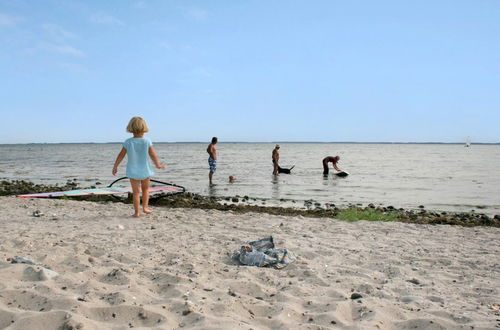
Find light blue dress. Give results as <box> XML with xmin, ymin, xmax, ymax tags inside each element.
<box><xmin>123</xmin><ymin>137</ymin><xmax>154</xmax><ymax>179</ymax></box>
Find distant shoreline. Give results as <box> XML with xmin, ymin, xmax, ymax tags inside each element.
<box><xmin>1</xmin><ymin>142</ymin><xmax>500</xmax><ymax>146</ymax></box>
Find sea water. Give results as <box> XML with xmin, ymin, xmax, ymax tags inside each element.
<box><xmin>1</xmin><ymin>143</ymin><xmax>499</xmax><ymax>215</ymax></box>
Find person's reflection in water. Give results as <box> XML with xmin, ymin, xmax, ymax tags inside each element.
<box><xmin>322</xmin><ymin>173</ymin><xmax>339</xmax><ymax>187</ymax></box>
<box><xmin>208</xmin><ymin>182</ymin><xmax>217</xmax><ymax>197</ymax></box>
<box><xmin>271</xmin><ymin>175</ymin><xmax>280</xmax><ymax>202</ymax></box>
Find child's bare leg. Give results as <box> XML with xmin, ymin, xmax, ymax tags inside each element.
<box><xmin>130</xmin><ymin>179</ymin><xmax>141</xmax><ymax>217</ymax></box>
<box><xmin>141</xmin><ymin>178</ymin><xmax>152</xmax><ymax>214</ymax></box>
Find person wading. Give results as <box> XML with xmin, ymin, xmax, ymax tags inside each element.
<box><xmin>207</xmin><ymin>137</ymin><xmax>218</xmax><ymax>184</ymax></box>
<box><xmin>272</xmin><ymin>144</ymin><xmax>280</xmax><ymax>175</ymax></box>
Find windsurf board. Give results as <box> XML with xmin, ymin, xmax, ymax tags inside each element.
<box><xmin>18</xmin><ymin>185</ymin><xmax>182</xmax><ymax>199</ymax></box>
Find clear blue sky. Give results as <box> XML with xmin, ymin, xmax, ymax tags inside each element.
<box><xmin>1</xmin><ymin>0</ymin><xmax>499</xmax><ymax>143</ymax></box>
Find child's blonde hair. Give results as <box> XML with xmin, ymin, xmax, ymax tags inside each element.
<box><xmin>126</xmin><ymin>117</ymin><xmax>149</xmax><ymax>134</ymax></box>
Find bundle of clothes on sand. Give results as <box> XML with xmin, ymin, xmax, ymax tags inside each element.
<box><xmin>232</xmin><ymin>236</ymin><xmax>295</xmax><ymax>269</ymax></box>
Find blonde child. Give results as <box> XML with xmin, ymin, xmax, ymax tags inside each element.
<box><xmin>112</xmin><ymin>117</ymin><xmax>165</xmax><ymax>217</ymax></box>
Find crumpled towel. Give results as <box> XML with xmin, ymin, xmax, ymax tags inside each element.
<box><xmin>232</xmin><ymin>236</ymin><xmax>295</xmax><ymax>269</ymax></box>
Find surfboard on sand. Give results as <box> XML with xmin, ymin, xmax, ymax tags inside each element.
<box><xmin>335</xmin><ymin>171</ymin><xmax>349</xmax><ymax>177</ymax></box>
<box><xmin>18</xmin><ymin>177</ymin><xmax>184</xmax><ymax>198</ymax></box>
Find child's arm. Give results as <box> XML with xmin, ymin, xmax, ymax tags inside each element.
<box><xmin>112</xmin><ymin>147</ymin><xmax>127</xmax><ymax>175</ymax></box>
<box><xmin>149</xmin><ymin>146</ymin><xmax>165</xmax><ymax>169</ymax></box>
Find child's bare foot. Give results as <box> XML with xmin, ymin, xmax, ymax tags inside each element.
<box><xmin>132</xmin><ymin>213</ymin><xmax>140</xmax><ymax>218</ymax></box>
<box><xmin>143</xmin><ymin>208</ymin><xmax>153</xmax><ymax>214</ymax></box>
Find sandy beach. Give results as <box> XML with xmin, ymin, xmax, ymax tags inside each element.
<box><xmin>0</xmin><ymin>196</ymin><xmax>499</xmax><ymax>329</ymax></box>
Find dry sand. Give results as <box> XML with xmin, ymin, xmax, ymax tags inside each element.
<box><xmin>0</xmin><ymin>196</ymin><xmax>499</xmax><ymax>329</ymax></box>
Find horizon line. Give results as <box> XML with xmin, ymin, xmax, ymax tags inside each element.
<box><xmin>1</xmin><ymin>141</ymin><xmax>499</xmax><ymax>145</ymax></box>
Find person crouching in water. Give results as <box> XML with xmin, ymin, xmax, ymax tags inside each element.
<box><xmin>112</xmin><ymin>116</ymin><xmax>165</xmax><ymax>217</ymax></box>
<box><xmin>322</xmin><ymin>156</ymin><xmax>341</xmax><ymax>175</ymax></box>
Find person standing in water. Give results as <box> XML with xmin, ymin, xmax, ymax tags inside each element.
<box><xmin>272</xmin><ymin>144</ymin><xmax>280</xmax><ymax>175</ymax></box>
<box><xmin>207</xmin><ymin>137</ymin><xmax>218</xmax><ymax>184</ymax></box>
<box><xmin>322</xmin><ymin>156</ymin><xmax>341</xmax><ymax>175</ymax></box>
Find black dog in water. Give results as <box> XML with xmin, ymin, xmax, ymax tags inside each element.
<box><xmin>278</xmin><ymin>165</ymin><xmax>295</xmax><ymax>174</ymax></box>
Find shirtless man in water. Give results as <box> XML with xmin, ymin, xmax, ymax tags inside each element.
<box><xmin>207</xmin><ymin>137</ymin><xmax>217</xmax><ymax>184</ymax></box>
<box><xmin>272</xmin><ymin>144</ymin><xmax>280</xmax><ymax>175</ymax></box>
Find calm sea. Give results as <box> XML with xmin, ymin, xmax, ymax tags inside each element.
<box><xmin>1</xmin><ymin>143</ymin><xmax>499</xmax><ymax>215</ymax></box>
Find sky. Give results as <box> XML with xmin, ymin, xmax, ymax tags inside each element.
<box><xmin>1</xmin><ymin>0</ymin><xmax>499</xmax><ymax>143</ymax></box>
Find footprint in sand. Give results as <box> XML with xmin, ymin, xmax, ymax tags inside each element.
<box><xmin>99</xmin><ymin>268</ymin><xmax>130</xmax><ymax>285</ymax></box>
<box><xmin>8</xmin><ymin>311</ymin><xmax>72</xmax><ymax>330</ymax></box>
<box><xmin>79</xmin><ymin>305</ymin><xmax>166</xmax><ymax>327</ymax></box>
<box><xmin>0</xmin><ymin>308</ymin><xmax>16</xmax><ymax>328</ymax></box>
<box><xmin>0</xmin><ymin>290</ymin><xmax>53</xmax><ymax>312</ymax></box>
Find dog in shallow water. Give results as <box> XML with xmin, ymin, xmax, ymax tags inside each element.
<box><xmin>278</xmin><ymin>165</ymin><xmax>295</xmax><ymax>174</ymax></box>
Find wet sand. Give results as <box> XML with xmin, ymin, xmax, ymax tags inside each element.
<box><xmin>2</xmin><ymin>180</ymin><xmax>499</xmax><ymax>227</ymax></box>
<box><xmin>0</xmin><ymin>196</ymin><xmax>499</xmax><ymax>329</ymax></box>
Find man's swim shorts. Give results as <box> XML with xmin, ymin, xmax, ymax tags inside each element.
<box><xmin>208</xmin><ymin>157</ymin><xmax>217</xmax><ymax>172</ymax></box>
